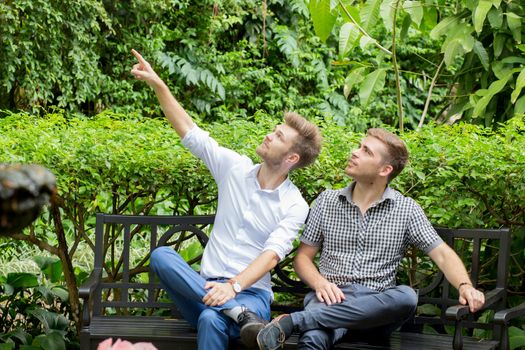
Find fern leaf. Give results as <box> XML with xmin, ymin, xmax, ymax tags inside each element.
<box><xmin>275</xmin><ymin>26</ymin><xmax>300</xmax><ymax>67</ymax></box>
<box><xmin>312</xmin><ymin>59</ymin><xmax>329</xmax><ymax>89</ymax></box>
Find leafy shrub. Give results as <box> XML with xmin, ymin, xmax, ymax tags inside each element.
<box><xmin>0</xmin><ymin>257</ymin><xmax>74</xmax><ymax>350</ymax></box>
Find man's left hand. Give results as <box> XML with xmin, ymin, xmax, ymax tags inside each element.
<box><xmin>202</xmin><ymin>282</ymin><xmax>236</xmax><ymax>306</ymax></box>
<box><xmin>459</xmin><ymin>284</ymin><xmax>485</xmax><ymax>312</ymax></box>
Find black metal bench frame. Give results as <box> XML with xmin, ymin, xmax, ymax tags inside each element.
<box><xmin>79</xmin><ymin>213</ymin><xmax>523</xmax><ymax>350</ymax></box>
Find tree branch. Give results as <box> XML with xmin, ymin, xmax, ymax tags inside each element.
<box><xmin>418</xmin><ymin>58</ymin><xmax>445</xmax><ymax>130</ymax></box>
<box><xmin>391</xmin><ymin>0</ymin><xmax>404</xmax><ymax>132</ymax></box>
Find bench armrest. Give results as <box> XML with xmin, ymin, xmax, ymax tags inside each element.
<box><xmin>79</xmin><ymin>267</ymin><xmax>102</xmax><ymax>326</ymax></box>
<box><xmin>445</xmin><ymin>288</ymin><xmax>506</xmax><ymax>350</ymax></box>
<box><xmin>493</xmin><ymin>301</ymin><xmax>525</xmax><ymax>324</ymax></box>
<box><xmin>492</xmin><ymin>301</ymin><xmax>525</xmax><ymax>350</ymax></box>
<box><xmin>445</xmin><ymin>288</ymin><xmax>505</xmax><ymax>320</ymax></box>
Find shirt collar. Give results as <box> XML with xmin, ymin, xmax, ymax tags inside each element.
<box><xmin>247</xmin><ymin>164</ymin><xmax>290</xmax><ymax>200</ymax></box>
<box><xmin>338</xmin><ymin>181</ymin><xmax>396</xmax><ymax>205</ymax></box>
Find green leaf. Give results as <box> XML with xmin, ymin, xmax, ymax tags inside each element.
<box><xmin>5</xmin><ymin>273</ymin><xmax>38</xmax><ymax>290</ymax></box>
<box><xmin>515</xmin><ymin>95</ymin><xmax>525</xmax><ymax>115</ymax></box>
<box><xmin>1</xmin><ymin>329</ymin><xmax>32</xmax><ymax>345</ymax></box>
<box><xmin>358</xmin><ymin>68</ymin><xmax>386</xmax><ymax>106</ymax></box>
<box><xmin>51</xmin><ymin>286</ymin><xmax>70</xmax><ymax>302</ymax></box>
<box><xmin>421</xmin><ymin>6</ymin><xmax>438</xmax><ymax>30</ymax></box>
<box><xmin>403</xmin><ymin>1</ymin><xmax>424</xmax><ymax>27</ymax></box>
<box><xmin>380</xmin><ymin>0</ymin><xmax>396</xmax><ymax>31</ymax></box>
<box><xmin>0</xmin><ymin>344</ymin><xmax>15</xmax><ymax>350</ymax></box>
<box><xmin>339</xmin><ymin>22</ymin><xmax>361</xmax><ymax>57</ymax></box>
<box><xmin>417</xmin><ymin>303</ymin><xmax>441</xmax><ymax>316</ymax></box>
<box><xmin>400</xmin><ymin>13</ymin><xmax>412</xmax><ymax>40</ymax></box>
<box><xmin>430</xmin><ymin>16</ymin><xmax>459</xmax><ymax>39</ymax></box>
<box><xmin>361</xmin><ymin>0</ymin><xmax>383</xmax><ymax>32</ymax></box>
<box><xmin>487</xmin><ymin>7</ymin><xmax>503</xmax><ymax>29</ymax></box>
<box><xmin>509</xmin><ymin>326</ymin><xmax>525</xmax><ymax>350</ymax></box>
<box><xmin>34</xmin><ymin>256</ymin><xmax>63</xmax><ymax>283</ymax></box>
<box><xmin>506</xmin><ymin>12</ymin><xmax>522</xmax><ymax>44</ymax></box>
<box><xmin>511</xmin><ymin>69</ymin><xmax>525</xmax><ymax>103</ymax></box>
<box><xmin>359</xmin><ymin>35</ymin><xmax>376</xmax><ymax>50</ymax></box>
<box><xmin>443</xmin><ymin>39</ymin><xmax>465</xmax><ymax>66</ymax></box>
<box><xmin>27</xmin><ymin>309</ymin><xmax>69</xmax><ymax>334</ymax></box>
<box><xmin>473</xmin><ymin>0</ymin><xmax>492</xmax><ymax>33</ymax></box>
<box><xmin>501</xmin><ymin>57</ymin><xmax>525</xmax><ymax>65</ymax></box>
<box><xmin>493</xmin><ymin>33</ymin><xmax>506</xmax><ymax>58</ymax></box>
<box><xmin>473</xmin><ymin>41</ymin><xmax>489</xmax><ymax>71</ymax></box>
<box><xmin>309</xmin><ymin>0</ymin><xmax>338</xmax><ymax>42</ymax></box>
<box><xmin>33</xmin><ymin>332</ymin><xmax>66</xmax><ymax>350</ymax></box>
<box><xmin>344</xmin><ymin>67</ymin><xmax>367</xmax><ymax>97</ymax></box>
<box><xmin>472</xmin><ymin>72</ymin><xmax>512</xmax><ymax>117</ymax></box>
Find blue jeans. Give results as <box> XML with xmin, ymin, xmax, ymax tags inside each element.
<box><xmin>291</xmin><ymin>284</ymin><xmax>418</xmax><ymax>350</ymax></box>
<box><xmin>150</xmin><ymin>246</ymin><xmax>271</xmax><ymax>350</ymax></box>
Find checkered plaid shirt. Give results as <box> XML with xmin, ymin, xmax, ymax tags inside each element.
<box><xmin>301</xmin><ymin>183</ymin><xmax>443</xmax><ymax>292</ymax></box>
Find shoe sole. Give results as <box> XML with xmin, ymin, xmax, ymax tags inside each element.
<box><xmin>256</xmin><ymin>333</ymin><xmax>282</xmax><ymax>350</ymax></box>
<box><xmin>240</xmin><ymin>322</ymin><xmax>266</xmax><ymax>348</ymax></box>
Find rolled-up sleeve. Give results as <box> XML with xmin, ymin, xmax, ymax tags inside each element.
<box><xmin>263</xmin><ymin>201</ymin><xmax>309</xmax><ymax>260</ymax></box>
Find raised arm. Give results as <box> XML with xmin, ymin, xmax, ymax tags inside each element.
<box><xmin>428</xmin><ymin>242</ymin><xmax>485</xmax><ymax>312</ymax></box>
<box><xmin>130</xmin><ymin>49</ymin><xmax>194</xmax><ymax>138</ymax></box>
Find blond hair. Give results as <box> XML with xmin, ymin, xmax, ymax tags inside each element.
<box><xmin>284</xmin><ymin>112</ymin><xmax>322</xmax><ymax>170</ymax></box>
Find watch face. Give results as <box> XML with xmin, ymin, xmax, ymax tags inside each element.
<box><xmin>233</xmin><ymin>282</ymin><xmax>242</xmax><ymax>293</ymax></box>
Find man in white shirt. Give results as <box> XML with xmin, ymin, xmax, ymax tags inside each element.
<box><xmin>130</xmin><ymin>49</ymin><xmax>322</xmax><ymax>350</ymax></box>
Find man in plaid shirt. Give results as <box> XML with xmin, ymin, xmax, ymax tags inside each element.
<box><xmin>255</xmin><ymin>128</ymin><xmax>486</xmax><ymax>350</ymax></box>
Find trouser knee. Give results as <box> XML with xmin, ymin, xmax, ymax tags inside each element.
<box><xmin>394</xmin><ymin>285</ymin><xmax>418</xmax><ymax>317</ymax></box>
<box><xmin>149</xmin><ymin>246</ymin><xmax>173</xmax><ymax>274</ymax></box>
<box><xmin>198</xmin><ymin>309</ymin><xmax>229</xmax><ymax>332</ymax></box>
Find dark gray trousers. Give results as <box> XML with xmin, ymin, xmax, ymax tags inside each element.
<box><xmin>290</xmin><ymin>284</ymin><xmax>418</xmax><ymax>350</ymax></box>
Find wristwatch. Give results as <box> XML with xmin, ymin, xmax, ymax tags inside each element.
<box><xmin>228</xmin><ymin>279</ymin><xmax>242</xmax><ymax>293</ymax></box>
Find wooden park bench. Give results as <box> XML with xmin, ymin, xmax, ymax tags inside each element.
<box><xmin>79</xmin><ymin>213</ymin><xmax>520</xmax><ymax>350</ymax></box>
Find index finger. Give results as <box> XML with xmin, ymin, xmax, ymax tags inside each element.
<box><xmin>131</xmin><ymin>49</ymin><xmax>147</xmax><ymax>65</ymax></box>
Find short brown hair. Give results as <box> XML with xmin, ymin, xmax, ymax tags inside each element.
<box><xmin>367</xmin><ymin>128</ymin><xmax>408</xmax><ymax>182</ymax></box>
<box><xmin>284</xmin><ymin>112</ymin><xmax>322</xmax><ymax>170</ymax></box>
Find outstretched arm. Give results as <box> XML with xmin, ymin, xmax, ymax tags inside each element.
<box><xmin>130</xmin><ymin>49</ymin><xmax>194</xmax><ymax>138</ymax></box>
<box><xmin>428</xmin><ymin>242</ymin><xmax>485</xmax><ymax>312</ymax></box>
<box><xmin>294</xmin><ymin>242</ymin><xmax>345</xmax><ymax>305</ymax></box>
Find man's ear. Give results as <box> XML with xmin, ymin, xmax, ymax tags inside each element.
<box><xmin>379</xmin><ymin>164</ymin><xmax>393</xmax><ymax>178</ymax></box>
<box><xmin>286</xmin><ymin>153</ymin><xmax>300</xmax><ymax>167</ymax></box>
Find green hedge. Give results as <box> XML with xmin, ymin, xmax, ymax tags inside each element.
<box><xmin>1</xmin><ymin>111</ymin><xmax>524</xmax><ymax>320</ymax></box>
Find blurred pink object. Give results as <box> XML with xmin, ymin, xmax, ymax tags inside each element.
<box><xmin>97</xmin><ymin>338</ymin><xmax>158</xmax><ymax>350</ymax></box>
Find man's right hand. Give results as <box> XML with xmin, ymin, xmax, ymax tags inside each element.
<box><xmin>130</xmin><ymin>49</ymin><xmax>161</xmax><ymax>87</ymax></box>
<box><xmin>313</xmin><ymin>279</ymin><xmax>346</xmax><ymax>305</ymax></box>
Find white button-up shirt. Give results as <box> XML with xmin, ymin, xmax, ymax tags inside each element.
<box><xmin>182</xmin><ymin>125</ymin><xmax>309</xmax><ymax>295</ymax></box>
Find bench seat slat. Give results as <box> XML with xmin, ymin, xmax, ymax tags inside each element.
<box><xmin>84</xmin><ymin>317</ymin><xmax>499</xmax><ymax>350</ymax></box>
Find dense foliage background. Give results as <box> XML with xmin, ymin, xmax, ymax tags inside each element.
<box><xmin>1</xmin><ymin>0</ymin><xmax>523</xmax><ymax>129</ymax></box>
<box><xmin>1</xmin><ymin>0</ymin><xmax>524</xmax><ymax>348</ymax></box>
